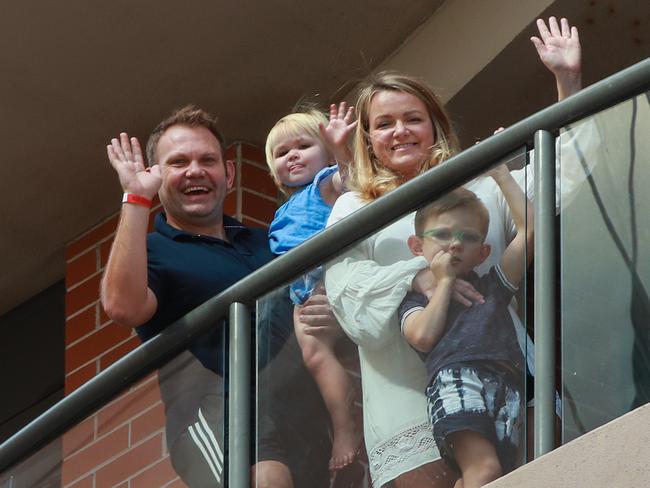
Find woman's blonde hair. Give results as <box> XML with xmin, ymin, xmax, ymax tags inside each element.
<box><xmin>265</xmin><ymin>109</ymin><xmax>332</xmax><ymax>196</ymax></box>
<box><xmin>350</xmin><ymin>71</ymin><xmax>460</xmax><ymax>201</ymax></box>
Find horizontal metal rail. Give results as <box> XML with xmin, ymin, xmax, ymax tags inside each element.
<box><xmin>0</xmin><ymin>56</ymin><xmax>648</xmax><ymax>473</ymax></box>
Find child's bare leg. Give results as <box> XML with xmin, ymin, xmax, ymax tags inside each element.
<box><xmin>447</xmin><ymin>431</ymin><xmax>502</xmax><ymax>488</ymax></box>
<box><xmin>293</xmin><ymin>306</ymin><xmax>360</xmax><ymax>471</ymax></box>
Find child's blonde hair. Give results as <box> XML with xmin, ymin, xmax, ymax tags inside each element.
<box><xmin>350</xmin><ymin>71</ymin><xmax>460</xmax><ymax>201</ymax></box>
<box><xmin>265</xmin><ymin>109</ymin><xmax>332</xmax><ymax>195</ymax></box>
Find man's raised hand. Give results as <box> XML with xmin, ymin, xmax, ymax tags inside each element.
<box><xmin>107</xmin><ymin>133</ymin><xmax>161</xmax><ymax>199</ymax></box>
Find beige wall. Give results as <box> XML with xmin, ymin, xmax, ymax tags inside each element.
<box><xmin>486</xmin><ymin>403</ymin><xmax>650</xmax><ymax>487</ymax></box>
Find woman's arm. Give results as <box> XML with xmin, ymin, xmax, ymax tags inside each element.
<box><xmin>324</xmin><ymin>193</ymin><xmax>428</xmax><ymax>350</ymax></box>
<box><xmin>531</xmin><ymin>16</ymin><xmax>582</xmax><ymax>101</ymax></box>
<box><xmin>505</xmin><ymin>116</ymin><xmax>601</xmax><ymax>240</ymax></box>
<box><xmin>325</xmin><ymin>249</ymin><xmax>428</xmax><ymax>351</ymax></box>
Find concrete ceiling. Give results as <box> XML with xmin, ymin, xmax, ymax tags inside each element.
<box><xmin>0</xmin><ymin>0</ymin><xmax>444</xmax><ymax>315</ymax></box>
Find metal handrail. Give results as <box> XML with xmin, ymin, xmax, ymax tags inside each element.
<box><xmin>1</xmin><ymin>57</ymin><xmax>648</xmax><ymax>473</ymax></box>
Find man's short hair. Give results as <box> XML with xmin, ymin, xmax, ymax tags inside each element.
<box><xmin>146</xmin><ymin>105</ymin><xmax>226</xmax><ymax>165</ymax></box>
<box><xmin>414</xmin><ymin>187</ymin><xmax>490</xmax><ymax>236</ymax></box>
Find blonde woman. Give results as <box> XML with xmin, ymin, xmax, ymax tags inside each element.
<box><xmin>325</xmin><ymin>17</ymin><xmax>594</xmax><ymax>487</ymax></box>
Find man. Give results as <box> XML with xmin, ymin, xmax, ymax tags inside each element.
<box><xmin>101</xmin><ymin>106</ymin><xmax>331</xmax><ymax>487</ymax></box>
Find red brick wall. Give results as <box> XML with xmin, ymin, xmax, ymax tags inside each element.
<box><xmin>62</xmin><ymin>142</ymin><xmax>277</xmax><ymax>487</ymax></box>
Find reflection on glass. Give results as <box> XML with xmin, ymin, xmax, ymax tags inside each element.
<box><xmin>560</xmin><ymin>93</ymin><xmax>650</xmax><ymax>443</ymax></box>
<box><xmin>0</xmin><ymin>341</ymin><xmax>227</xmax><ymax>488</ymax></box>
<box><xmin>256</xmin><ymin>287</ymin><xmax>340</xmax><ymax>487</ymax></box>
<box><xmin>159</xmin><ymin>347</ymin><xmax>225</xmax><ymax>487</ymax></box>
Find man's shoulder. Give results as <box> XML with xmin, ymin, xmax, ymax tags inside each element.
<box><xmin>226</xmin><ymin>217</ymin><xmax>272</xmax><ymax>252</ymax></box>
<box><xmin>237</xmin><ymin>223</ymin><xmax>268</xmax><ymax>240</ymax></box>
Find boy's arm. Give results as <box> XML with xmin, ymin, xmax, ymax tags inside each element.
<box><xmin>489</xmin><ymin>164</ymin><xmax>534</xmax><ymax>287</ymax></box>
<box><xmin>403</xmin><ymin>251</ymin><xmax>455</xmax><ymax>352</ymax></box>
<box><xmin>320</xmin><ymin>102</ymin><xmax>357</xmax><ymax>194</ymax></box>
<box><xmin>531</xmin><ymin>16</ymin><xmax>582</xmax><ymax>101</ymax></box>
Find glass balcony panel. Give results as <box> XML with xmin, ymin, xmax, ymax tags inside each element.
<box><xmin>0</xmin><ymin>328</ymin><xmax>226</xmax><ymax>488</ymax></box>
<box><xmin>560</xmin><ymin>93</ymin><xmax>650</xmax><ymax>443</ymax></box>
<box><xmin>255</xmin><ymin>149</ymin><xmax>530</xmax><ymax>487</ymax></box>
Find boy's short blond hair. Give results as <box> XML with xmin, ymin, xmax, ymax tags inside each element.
<box><xmin>265</xmin><ymin>109</ymin><xmax>332</xmax><ymax>195</ymax></box>
<box><xmin>414</xmin><ymin>188</ymin><xmax>490</xmax><ymax>237</ymax></box>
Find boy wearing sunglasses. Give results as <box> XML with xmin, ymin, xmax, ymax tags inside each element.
<box><xmin>398</xmin><ymin>165</ymin><xmax>533</xmax><ymax>487</ymax></box>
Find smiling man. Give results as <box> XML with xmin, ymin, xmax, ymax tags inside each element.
<box><xmin>101</xmin><ymin>106</ymin><xmax>331</xmax><ymax>488</ymax></box>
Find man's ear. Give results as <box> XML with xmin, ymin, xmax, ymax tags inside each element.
<box><xmin>225</xmin><ymin>159</ymin><xmax>236</xmax><ymax>190</ymax></box>
<box><xmin>407</xmin><ymin>235</ymin><xmax>424</xmax><ymax>257</ymax></box>
<box><xmin>477</xmin><ymin>243</ymin><xmax>491</xmax><ymax>265</ymax></box>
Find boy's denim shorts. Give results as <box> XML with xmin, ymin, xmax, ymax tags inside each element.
<box><xmin>426</xmin><ymin>361</ymin><xmax>524</xmax><ymax>474</ymax></box>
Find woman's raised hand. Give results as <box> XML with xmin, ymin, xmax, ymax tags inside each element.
<box><xmin>107</xmin><ymin>132</ymin><xmax>161</xmax><ymax>199</ymax></box>
<box><xmin>531</xmin><ymin>17</ymin><xmax>582</xmax><ymax>100</ymax></box>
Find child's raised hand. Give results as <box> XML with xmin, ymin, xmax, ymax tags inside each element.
<box><xmin>319</xmin><ymin>102</ymin><xmax>357</xmax><ymax>159</ymax></box>
<box><xmin>531</xmin><ymin>17</ymin><xmax>582</xmax><ymax>99</ymax></box>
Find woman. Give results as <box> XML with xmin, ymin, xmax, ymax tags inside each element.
<box><xmin>325</xmin><ymin>17</ymin><xmax>595</xmax><ymax>487</ymax></box>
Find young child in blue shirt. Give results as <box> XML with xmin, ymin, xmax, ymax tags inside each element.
<box><xmin>399</xmin><ymin>165</ymin><xmax>533</xmax><ymax>487</ymax></box>
<box><xmin>266</xmin><ymin>103</ymin><xmax>360</xmax><ymax>472</ymax></box>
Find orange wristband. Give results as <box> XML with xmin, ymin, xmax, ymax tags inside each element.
<box><xmin>122</xmin><ymin>193</ymin><xmax>152</xmax><ymax>208</ymax></box>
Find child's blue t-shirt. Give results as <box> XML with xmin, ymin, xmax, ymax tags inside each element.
<box><xmin>268</xmin><ymin>165</ymin><xmax>337</xmax><ymax>304</ymax></box>
<box><xmin>268</xmin><ymin>165</ymin><xmax>337</xmax><ymax>254</ymax></box>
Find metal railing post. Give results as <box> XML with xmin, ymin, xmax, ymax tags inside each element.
<box><xmin>533</xmin><ymin>129</ymin><xmax>557</xmax><ymax>457</ymax></box>
<box><xmin>228</xmin><ymin>302</ymin><xmax>251</xmax><ymax>488</ymax></box>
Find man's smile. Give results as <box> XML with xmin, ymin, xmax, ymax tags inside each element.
<box><xmin>182</xmin><ymin>186</ymin><xmax>210</xmax><ymax>195</ymax></box>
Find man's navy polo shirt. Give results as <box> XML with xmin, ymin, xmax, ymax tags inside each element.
<box><xmin>136</xmin><ymin>212</ymin><xmax>274</xmax><ymax>375</ymax></box>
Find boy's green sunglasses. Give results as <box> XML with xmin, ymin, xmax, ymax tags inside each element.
<box><xmin>420</xmin><ymin>228</ymin><xmax>483</xmax><ymax>244</ymax></box>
